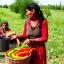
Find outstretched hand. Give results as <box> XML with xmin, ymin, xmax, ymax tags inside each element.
<box><xmin>11</xmin><ymin>34</ymin><xmax>17</xmax><ymax>40</ymax></box>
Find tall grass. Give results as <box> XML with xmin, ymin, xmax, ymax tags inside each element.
<box><xmin>0</xmin><ymin>8</ymin><xmax>64</xmax><ymax>64</ymax></box>
<box><xmin>46</xmin><ymin>10</ymin><xmax>64</xmax><ymax>64</ymax></box>
<box><xmin>0</xmin><ymin>8</ymin><xmax>26</xmax><ymax>35</ymax></box>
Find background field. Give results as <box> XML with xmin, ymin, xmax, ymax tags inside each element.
<box><xmin>0</xmin><ymin>8</ymin><xmax>64</xmax><ymax>64</ymax></box>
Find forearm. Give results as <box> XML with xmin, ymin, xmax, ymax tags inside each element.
<box><xmin>17</xmin><ymin>34</ymin><xmax>27</xmax><ymax>41</ymax></box>
<box><xmin>29</xmin><ymin>36</ymin><xmax>48</xmax><ymax>43</ymax></box>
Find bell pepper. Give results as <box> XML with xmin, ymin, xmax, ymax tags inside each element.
<box><xmin>30</xmin><ymin>48</ymin><xmax>36</xmax><ymax>52</ymax></box>
<box><xmin>8</xmin><ymin>49</ymin><xmax>17</xmax><ymax>58</ymax></box>
<box><xmin>12</xmin><ymin>52</ymin><xmax>26</xmax><ymax>59</ymax></box>
<box><xmin>14</xmin><ymin>48</ymin><xmax>36</xmax><ymax>56</ymax></box>
<box><xmin>16</xmin><ymin>52</ymin><xmax>27</xmax><ymax>57</ymax></box>
<box><xmin>6</xmin><ymin>49</ymin><xmax>12</xmax><ymax>56</ymax></box>
<box><xmin>11</xmin><ymin>48</ymin><xmax>30</xmax><ymax>58</ymax></box>
<box><xmin>16</xmin><ymin>51</ymin><xmax>30</xmax><ymax>57</ymax></box>
<box><xmin>13</xmin><ymin>48</ymin><xmax>27</xmax><ymax>55</ymax></box>
<box><xmin>15</xmin><ymin>48</ymin><xmax>36</xmax><ymax>57</ymax></box>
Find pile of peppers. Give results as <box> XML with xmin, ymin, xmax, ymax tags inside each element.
<box><xmin>7</xmin><ymin>47</ymin><xmax>36</xmax><ymax>59</ymax></box>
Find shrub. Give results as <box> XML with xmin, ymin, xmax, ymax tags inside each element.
<box><xmin>9</xmin><ymin>0</ymin><xmax>34</xmax><ymax>18</ymax></box>
<box><xmin>3</xmin><ymin>4</ymin><xmax>8</xmax><ymax>8</ymax></box>
<box><xmin>0</xmin><ymin>5</ymin><xmax>2</xmax><ymax>8</ymax></box>
<box><xmin>43</xmin><ymin>9</ymin><xmax>51</xmax><ymax>18</ymax></box>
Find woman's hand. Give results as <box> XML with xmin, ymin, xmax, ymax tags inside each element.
<box><xmin>24</xmin><ymin>39</ymin><xmax>30</xmax><ymax>45</ymax></box>
<box><xmin>16</xmin><ymin>38</ymin><xmax>21</xmax><ymax>47</ymax></box>
<box><xmin>11</xmin><ymin>34</ymin><xmax>17</xmax><ymax>40</ymax></box>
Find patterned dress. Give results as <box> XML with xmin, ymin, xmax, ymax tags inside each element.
<box><xmin>19</xmin><ymin>19</ymin><xmax>48</xmax><ymax>64</ymax></box>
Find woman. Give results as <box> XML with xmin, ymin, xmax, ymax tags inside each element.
<box><xmin>0</xmin><ymin>21</ymin><xmax>20</xmax><ymax>46</ymax></box>
<box><xmin>12</xmin><ymin>3</ymin><xmax>48</xmax><ymax>64</ymax></box>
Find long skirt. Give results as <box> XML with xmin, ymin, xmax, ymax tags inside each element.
<box><xmin>29</xmin><ymin>44</ymin><xmax>47</xmax><ymax>64</ymax></box>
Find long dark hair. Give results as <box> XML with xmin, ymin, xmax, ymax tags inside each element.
<box><xmin>26</xmin><ymin>3</ymin><xmax>45</xmax><ymax>22</ymax></box>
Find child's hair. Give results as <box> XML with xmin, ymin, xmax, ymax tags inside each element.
<box><xmin>1</xmin><ymin>21</ymin><xmax>10</xmax><ymax>30</ymax></box>
<box><xmin>1</xmin><ymin>21</ymin><xmax>8</xmax><ymax>26</ymax></box>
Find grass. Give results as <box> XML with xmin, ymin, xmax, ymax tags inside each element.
<box><xmin>46</xmin><ymin>10</ymin><xmax>64</xmax><ymax>64</ymax></box>
<box><xmin>0</xmin><ymin>8</ymin><xmax>26</xmax><ymax>35</ymax></box>
<box><xmin>0</xmin><ymin>8</ymin><xmax>64</xmax><ymax>64</ymax></box>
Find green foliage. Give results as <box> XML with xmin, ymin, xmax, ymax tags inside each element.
<box><xmin>42</xmin><ymin>9</ymin><xmax>51</xmax><ymax>18</ymax></box>
<box><xmin>2</xmin><ymin>4</ymin><xmax>8</xmax><ymax>8</ymax></box>
<box><xmin>61</xmin><ymin>6</ymin><xmax>64</xmax><ymax>10</ymax></box>
<box><xmin>10</xmin><ymin>3</ymin><xmax>19</xmax><ymax>13</ymax></box>
<box><xmin>10</xmin><ymin>0</ymin><xmax>34</xmax><ymax>18</ymax></box>
<box><xmin>0</xmin><ymin>8</ymin><xmax>64</xmax><ymax>63</ymax></box>
<box><xmin>0</xmin><ymin>18</ymin><xmax>2</xmax><ymax>22</ymax></box>
<box><xmin>0</xmin><ymin>55</ymin><xmax>5</xmax><ymax>63</ymax></box>
<box><xmin>46</xmin><ymin>10</ymin><xmax>64</xmax><ymax>64</ymax></box>
<box><xmin>0</xmin><ymin>18</ymin><xmax>2</xmax><ymax>27</ymax></box>
<box><xmin>41</xmin><ymin>5</ymin><xmax>64</xmax><ymax>10</ymax></box>
<box><xmin>0</xmin><ymin>5</ymin><xmax>2</xmax><ymax>8</ymax></box>
<box><xmin>0</xmin><ymin>8</ymin><xmax>25</xmax><ymax>34</ymax></box>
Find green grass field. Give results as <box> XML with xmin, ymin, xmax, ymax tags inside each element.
<box><xmin>46</xmin><ymin>10</ymin><xmax>64</xmax><ymax>64</ymax></box>
<box><xmin>0</xmin><ymin>8</ymin><xmax>64</xmax><ymax>64</ymax></box>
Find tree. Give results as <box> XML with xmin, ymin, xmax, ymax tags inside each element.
<box><xmin>10</xmin><ymin>0</ymin><xmax>34</xmax><ymax>18</ymax></box>
<box><xmin>61</xmin><ymin>6</ymin><xmax>64</xmax><ymax>10</ymax></box>
<box><xmin>10</xmin><ymin>3</ymin><xmax>19</xmax><ymax>13</ymax></box>
<box><xmin>3</xmin><ymin>4</ymin><xmax>8</xmax><ymax>8</ymax></box>
<box><xmin>0</xmin><ymin>5</ymin><xmax>2</xmax><ymax>8</ymax></box>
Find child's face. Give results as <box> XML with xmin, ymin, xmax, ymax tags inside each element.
<box><xmin>2</xmin><ymin>24</ymin><xmax>7</xmax><ymax>29</ymax></box>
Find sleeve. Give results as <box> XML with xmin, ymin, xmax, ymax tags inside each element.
<box><xmin>0</xmin><ymin>28</ymin><xmax>5</xmax><ymax>36</ymax></box>
<box><xmin>39</xmin><ymin>19</ymin><xmax>48</xmax><ymax>42</ymax></box>
<box><xmin>18</xmin><ymin>22</ymin><xmax>27</xmax><ymax>40</ymax></box>
<box><xmin>32</xmin><ymin>19</ymin><xmax>48</xmax><ymax>43</ymax></box>
<box><xmin>0</xmin><ymin>28</ymin><xmax>3</xmax><ymax>36</ymax></box>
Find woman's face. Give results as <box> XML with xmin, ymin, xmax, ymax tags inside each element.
<box><xmin>26</xmin><ymin>9</ymin><xmax>35</xmax><ymax>19</ymax></box>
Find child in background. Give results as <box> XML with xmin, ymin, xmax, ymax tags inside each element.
<box><xmin>0</xmin><ymin>21</ymin><xmax>21</xmax><ymax>46</ymax></box>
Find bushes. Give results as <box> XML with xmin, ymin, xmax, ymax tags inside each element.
<box><xmin>10</xmin><ymin>0</ymin><xmax>34</xmax><ymax>18</ymax></box>
<box><xmin>3</xmin><ymin>4</ymin><xmax>8</xmax><ymax>8</ymax></box>
<box><xmin>10</xmin><ymin>3</ymin><xmax>19</xmax><ymax>13</ymax></box>
<box><xmin>0</xmin><ymin>5</ymin><xmax>8</xmax><ymax>8</ymax></box>
<box><xmin>43</xmin><ymin>9</ymin><xmax>51</xmax><ymax>18</ymax></box>
<box><xmin>0</xmin><ymin>18</ymin><xmax>2</xmax><ymax>22</ymax></box>
<box><xmin>0</xmin><ymin>5</ymin><xmax>2</xmax><ymax>8</ymax></box>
